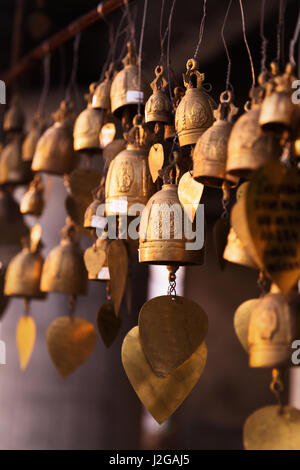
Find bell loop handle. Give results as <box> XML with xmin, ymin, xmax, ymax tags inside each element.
<box><xmin>270</xmin><ymin>368</ymin><xmax>284</xmax><ymax>414</ymax></box>
<box><xmin>183</xmin><ymin>58</ymin><xmax>205</xmax><ymax>90</ymax></box>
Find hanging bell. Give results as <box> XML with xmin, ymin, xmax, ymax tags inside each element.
<box><xmin>4</xmin><ymin>224</ymin><xmax>44</xmax><ymax>299</ymax></box>
<box><xmin>223</xmin><ymin>227</ymin><xmax>257</xmax><ymax>269</ymax></box>
<box><xmin>40</xmin><ymin>218</ymin><xmax>87</xmax><ymax>296</ymax></box>
<box><xmin>32</xmin><ymin>100</ymin><xmax>77</xmax><ymax>175</ymax></box>
<box><xmin>3</xmin><ymin>95</ymin><xmax>25</xmax><ymax>133</ymax></box>
<box><xmin>105</xmin><ymin>115</ymin><xmax>155</xmax><ymax>216</ymax></box>
<box><xmin>139</xmin><ymin>181</ymin><xmax>204</xmax><ymax>266</ymax></box>
<box><xmin>0</xmin><ymin>135</ymin><xmax>32</xmax><ymax>185</ymax></box>
<box><xmin>248</xmin><ymin>290</ymin><xmax>294</xmax><ymax>368</ymax></box>
<box><xmin>259</xmin><ymin>62</ymin><xmax>298</xmax><ymax>134</ymax></box>
<box><xmin>175</xmin><ymin>59</ymin><xmax>214</xmax><ymax>147</ymax></box>
<box><xmin>92</xmin><ymin>63</ymin><xmax>115</xmax><ymax>110</ymax></box>
<box><xmin>226</xmin><ymin>76</ymin><xmax>282</xmax><ymax>178</ymax></box>
<box><xmin>193</xmin><ymin>91</ymin><xmax>238</xmax><ymax>187</ymax></box>
<box><xmin>20</xmin><ymin>174</ymin><xmax>44</xmax><ymax>217</ymax></box>
<box><xmin>110</xmin><ymin>42</ymin><xmax>148</xmax><ymax>119</ymax></box>
<box><xmin>22</xmin><ymin>112</ymin><xmax>47</xmax><ymax>162</ymax></box>
<box><xmin>145</xmin><ymin>65</ymin><xmax>172</xmax><ymax>124</ymax></box>
<box><xmin>73</xmin><ymin>83</ymin><xmax>104</xmax><ymax>153</ymax></box>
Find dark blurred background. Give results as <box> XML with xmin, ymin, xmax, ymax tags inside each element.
<box><xmin>0</xmin><ymin>0</ymin><xmax>299</xmax><ymax>450</ymax></box>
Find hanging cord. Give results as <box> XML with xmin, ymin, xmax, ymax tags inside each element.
<box><xmin>65</xmin><ymin>33</ymin><xmax>81</xmax><ymax>103</ymax></box>
<box><xmin>270</xmin><ymin>368</ymin><xmax>284</xmax><ymax>414</ymax></box>
<box><xmin>289</xmin><ymin>7</ymin><xmax>300</xmax><ymax>67</ymax></box>
<box><xmin>276</xmin><ymin>0</ymin><xmax>287</xmax><ymax>66</ymax></box>
<box><xmin>193</xmin><ymin>0</ymin><xmax>207</xmax><ymax>59</ymax></box>
<box><xmin>59</xmin><ymin>44</ymin><xmax>67</xmax><ymax>98</ymax></box>
<box><xmin>98</xmin><ymin>11</ymin><xmax>115</xmax><ymax>82</ymax></box>
<box><xmin>137</xmin><ymin>0</ymin><xmax>148</xmax><ymax>116</ymax></box>
<box><xmin>159</xmin><ymin>0</ymin><xmax>166</xmax><ymax>64</ymax></box>
<box><xmin>221</xmin><ymin>0</ymin><xmax>233</xmax><ymax>92</ymax></box>
<box><xmin>167</xmin><ymin>266</ymin><xmax>178</xmax><ymax>299</ymax></box>
<box><xmin>124</xmin><ymin>0</ymin><xmax>136</xmax><ymax>51</ymax></box>
<box><xmin>37</xmin><ymin>53</ymin><xmax>51</xmax><ymax>116</ymax></box>
<box><xmin>238</xmin><ymin>0</ymin><xmax>255</xmax><ymax>89</ymax></box>
<box><xmin>260</xmin><ymin>0</ymin><xmax>268</xmax><ymax>73</ymax></box>
<box><xmin>166</xmin><ymin>0</ymin><xmax>177</xmax><ymax>101</ymax></box>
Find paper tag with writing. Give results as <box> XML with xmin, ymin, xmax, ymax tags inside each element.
<box><xmin>98</xmin><ymin>267</ymin><xmax>110</xmax><ymax>280</ymax></box>
<box><xmin>126</xmin><ymin>90</ymin><xmax>144</xmax><ymax>103</ymax></box>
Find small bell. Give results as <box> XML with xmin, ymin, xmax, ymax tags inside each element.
<box><xmin>223</xmin><ymin>227</ymin><xmax>257</xmax><ymax>269</ymax></box>
<box><xmin>0</xmin><ymin>135</ymin><xmax>32</xmax><ymax>185</ymax></box>
<box><xmin>105</xmin><ymin>115</ymin><xmax>155</xmax><ymax>216</ymax></box>
<box><xmin>248</xmin><ymin>290</ymin><xmax>294</xmax><ymax>368</ymax></box>
<box><xmin>22</xmin><ymin>112</ymin><xmax>47</xmax><ymax>162</ymax></box>
<box><xmin>20</xmin><ymin>174</ymin><xmax>44</xmax><ymax>217</ymax></box>
<box><xmin>4</xmin><ymin>224</ymin><xmax>44</xmax><ymax>299</ymax></box>
<box><xmin>83</xmin><ymin>177</ymin><xmax>105</xmax><ymax>229</ymax></box>
<box><xmin>110</xmin><ymin>42</ymin><xmax>148</xmax><ymax>119</ymax></box>
<box><xmin>3</xmin><ymin>95</ymin><xmax>25</xmax><ymax>133</ymax></box>
<box><xmin>92</xmin><ymin>63</ymin><xmax>115</xmax><ymax>110</ymax></box>
<box><xmin>226</xmin><ymin>76</ymin><xmax>282</xmax><ymax>178</ymax></box>
<box><xmin>145</xmin><ymin>65</ymin><xmax>172</xmax><ymax>124</ymax></box>
<box><xmin>40</xmin><ymin>218</ymin><xmax>87</xmax><ymax>296</ymax></box>
<box><xmin>175</xmin><ymin>59</ymin><xmax>214</xmax><ymax>147</ymax></box>
<box><xmin>193</xmin><ymin>91</ymin><xmax>238</xmax><ymax>187</ymax></box>
<box><xmin>259</xmin><ymin>62</ymin><xmax>298</xmax><ymax>134</ymax></box>
<box><xmin>73</xmin><ymin>83</ymin><xmax>104</xmax><ymax>153</ymax></box>
<box><xmin>32</xmin><ymin>100</ymin><xmax>77</xmax><ymax>175</ymax></box>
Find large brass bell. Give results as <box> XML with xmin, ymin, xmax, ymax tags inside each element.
<box><xmin>92</xmin><ymin>63</ymin><xmax>115</xmax><ymax>111</ymax></box>
<box><xmin>105</xmin><ymin>115</ymin><xmax>155</xmax><ymax>216</ymax></box>
<box><xmin>20</xmin><ymin>174</ymin><xmax>44</xmax><ymax>217</ymax></box>
<box><xmin>259</xmin><ymin>62</ymin><xmax>298</xmax><ymax>134</ymax></box>
<box><xmin>248</xmin><ymin>289</ymin><xmax>294</xmax><ymax>368</ymax></box>
<box><xmin>223</xmin><ymin>227</ymin><xmax>257</xmax><ymax>269</ymax></box>
<box><xmin>4</xmin><ymin>224</ymin><xmax>44</xmax><ymax>299</ymax></box>
<box><xmin>139</xmin><ymin>179</ymin><xmax>204</xmax><ymax>265</ymax></box>
<box><xmin>226</xmin><ymin>77</ymin><xmax>282</xmax><ymax>178</ymax></box>
<box><xmin>175</xmin><ymin>59</ymin><xmax>214</xmax><ymax>147</ymax></box>
<box><xmin>32</xmin><ymin>100</ymin><xmax>77</xmax><ymax>175</ymax></box>
<box><xmin>110</xmin><ymin>42</ymin><xmax>148</xmax><ymax>119</ymax></box>
<box><xmin>193</xmin><ymin>91</ymin><xmax>238</xmax><ymax>187</ymax></box>
<box><xmin>22</xmin><ymin>113</ymin><xmax>47</xmax><ymax>162</ymax></box>
<box><xmin>3</xmin><ymin>95</ymin><xmax>25</xmax><ymax>133</ymax></box>
<box><xmin>145</xmin><ymin>65</ymin><xmax>172</xmax><ymax>124</ymax></box>
<box><xmin>73</xmin><ymin>83</ymin><xmax>104</xmax><ymax>153</ymax></box>
<box><xmin>40</xmin><ymin>219</ymin><xmax>87</xmax><ymax>296</ymax></box>
<box><xmin>0</xmin><ymin>135</ymin><xmax>32</xmax><ymax>185</ymax></box>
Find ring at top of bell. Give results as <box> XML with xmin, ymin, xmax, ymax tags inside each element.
<box><xmin>22</xmin><ymin>112</ymin><xmax>48</xmax><ymax>162</ymax></box>
<box><xmin>3</xmin><ymin>95</ymin><xmax>25</xmax><ymax>133</ymax></box>
<box><xmin>145</xmin><ymin>65</ymin><xmax>173</xmax><ymax>124</ymax></box>
<box><xmin>193</xmin><ymin>90</ymin><xmax>239</xmax><ymax>188</ymax></box>
<box><xmin>92</xmin><ymin>63</ymin><xmax>115</xmax><ymax>111</ymax></box>
<box><xmin>73</xmin><ymin>83</ymin><xmax>104</xmax><ymax>153</ymax></box>
<box><xmin>175</xmin><ymin>58</ymin><xmax>215</xmax><ymax>147</ymax></box>
<box><xmin>0</xmin><ymin>135</ymin><xmax>32</xmax><ymax>186</ymax></box>
<box><xmin>110</xmin><ymin>42</ymin><xmax>149</xmax><ymax>118</ymax></box>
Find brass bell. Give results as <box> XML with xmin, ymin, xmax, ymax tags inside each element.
<box><xmin>223</xmin><ymin>227</ymin><xmax>257</xmax><ymax>269</ymax></box>
<box><xmin>92</xmin><ymin>63</ymin><xmax>115</xmax><ymax>110</ymax></box>
<box><xmin>73</xmin><ymin>83</ymin><xmax>104</xmax><ymax>153</ymax></box>
<box><xmin>193</xmin><ymin>91</ymin><xmax>239</xmax><ymax>187</ymax></box>
<box><xmin>4</xmin><ymin>224</ymin><xmax>44</xmax><ymax>299</ymax></box>
<box><xmin>20</xmin><ymin>174</ymin><xmax>44</xmax><ymax>217</ymax></box>
<box><xmin>0</xmin><ymin>135</ymin><xmax>32</xmax><ymax>185</ymax></box>
<box><xmin>40</xmin><ymin>218</ymin><xmax>87</xmax><ymax>296</ymax></box>
<box><xmin>248</xmin><ymin>290</ymin><xmax>294</xmax><ymax>368</ymax></box>
<box><xmin>105</xmin><ymin>115</ymin><xmax>155</xmax><ymax>216</ymax></box>
<box><xmin>110</xmin><ymin>42</ymin><xmax>148</xmax><ymax>119</ymax></box>
<box><xmin>139</xmin><ymin>183</ymin><xmax>204</xmax><ymax>265</ymax></box>
<box><xmin>259</xmin><ymin>62</ymin><xmax>298</xmax><ymax>134</ymax></box>
<box><xmin>32</xmin><ymin>100</ymin><xmax>77</xmax><ymax>175</ymax></box>
<box><xmin>226</xmin><ymin>79</ymin><xmax>282</xmax><ymax>178</ymax></box>
<box><xmin>3</xmin><ymin>95</ymin><xmax>25</xmax><ymax>133</ymax></box>
<box><xmin>22</xmin><ymin>112</ymin><xmax>47</xmax><ymax>162</ymax></box>
<box><xmin>145</xmin><ymin>65</ymin><xmax>172</xmax><ymax>124</ymax></box>
<box><xmin>175</xmin><ymin>59</ymin><xmax>214</xmax><ymax>147</ymax></box>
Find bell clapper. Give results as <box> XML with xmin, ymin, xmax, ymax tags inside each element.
<box><xmin>167</xmin><ymin>265</ymin><xmax>178</xmax><ymax>300</ymax></box>
<box><xmin>270</xmin><ymin>368</ymin><xmax>284</xmax><ymax>414</ymax></box>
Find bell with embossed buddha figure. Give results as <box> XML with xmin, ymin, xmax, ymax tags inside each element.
<box><xmin>193</xmin><ymin>91</ymin><xmax>238</xmax><ymax>188</ymax></box>
<box><xmin>175</xmin><ymin>59</ymin><xmax>214</xmax><ymax>147</ymax></box>
<box><xmin>40</xmin><ymin>218</ymin><xmax>87</xmax><ymax>296</ymax></box>
<box><xmin>32</xmin><ymin>100</ymin><xmax>77</xmax><ymax>175</ymax></box>
<box><xmin>145</xmin><ymin>65</ymin><xmax>172</xmax><ymax>124</ymax></box>
<box><xmin>3</xmin><ymin>95</ymin><xmax>25</xmax><ymax>133</ymax></box>
<box><xmin>22</xmin><ymin>112</ymin><xmax>47</xmax><ymax>162</ymax></box>
<box><xmin>73</xmin><ymin>83</ymin><xmax>104</xmax><ymax>153</ymax></box>
<box><xmin>0</xmin><ymin>135</ymin><xmax>32</xmax><ymax>185</ymax></box>
<box><xmin>105</xmin><ymin>115</ymin><xmax>155</xmax><ymax>217</ymax></box>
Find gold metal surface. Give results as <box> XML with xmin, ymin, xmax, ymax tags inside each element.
<box><xmin>84</xmin><ymin>243</ymin><xmax>106</xmax><ymax>279</ymax></box>
<box><xmin>16</xmin><ymin>315</ymin><xmax>36</xmax><ymax>370</ymax></box>
<box><xmin>107</xmin><ymin>240</ymin><xmax>128</xmax><ymax>315</ymax></box>
<box><xmin>92</xmin><ymin>63</ymin><xmax>115</xmax><ymax>110</ymax></box>
<box><xmin>178</xmin><ymin>171</ymin><xmax>204</xmax><ymax>223</ymax></box>
<box><xmin>97</xmin><ymin>303</ymin><xmax>121</xmax><ymax>348</ymax></box>
<box><xmin>99</xmin><ymin>122</ymin><xmax>116</xmax><ymax>149</ymax></box>
<box><xmin>233</xmin><ymin>298</ymin><xmax>260</xmax><ymax>352</ymax></box>
<box><xmin>148</xmin><ymin>143</ymin><xmax>165</xmax><ymax>183</ymax></box>
<box><xmin>145</xmin><ymin>65</ymin><xmax>172</xmax><ymax>124</ymax></box>
<box><xmin>20</xmin><ymin>174</ymin><xmax>44</xmax><ymax>216</ymax></box>
<box><xmin>3</xmin><ymin>95</ymin><xmax>25</xmax><ymax>132</ymax></box>
<box><xmin>122</xmin><ymin>326</ymin><xmax>207</xmax><ymax>424</ymax></box>
<box><xmin>22</xmin><ymin>113</ymin><xmax>47</xmax><ymax>162</ymax></box>
<box><xmin>0</xmin><ymin>136</ymin><xmax>32</xmax><ymax>185</ymax></box>
<box><xmin>223</xmin><ymin>227</ymin><xmax>258</xmax><ymax>269</ymax></box>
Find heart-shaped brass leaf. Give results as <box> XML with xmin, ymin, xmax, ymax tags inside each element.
<box><xmin>107</xmin><ymin>240</ymin><xmax>128</xmax><ymax>316</ymax></box>
<box><xmin>46</xmin><ymin>316</ymin><xmax>97</xmax><ymax>378</ymax></box>
<box><xmin>122</xmin><ymin>326</ymin><xmax>207</xmax><ymax>424</ymax></box>
<box><xmin>148</xmin><ymin>143</ymin><xmax>165</xmax><ymax>183</ymax></box>
<box><xmin>139</xmin><ymin>295</ymin><xmax>208</xmax><ymax>377</ymax></box>
<box><xmin>84</xmin><ymin>246</ymin><xmax>106</xmax><ymax>277</ymax></box>
<box><xmin>97</xmin><ymin>303</ymin><xmax>121</xmax><ymax>347</ymax></box>
<box><xmin>16</xmin><ymin>315</ymin><xmax>36</xmax><ymax>370</ymax></box>
<box><xmin>178</xmin><ymin>171</ymin><xmax>204</xmax><ymax>223</ymax></box>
